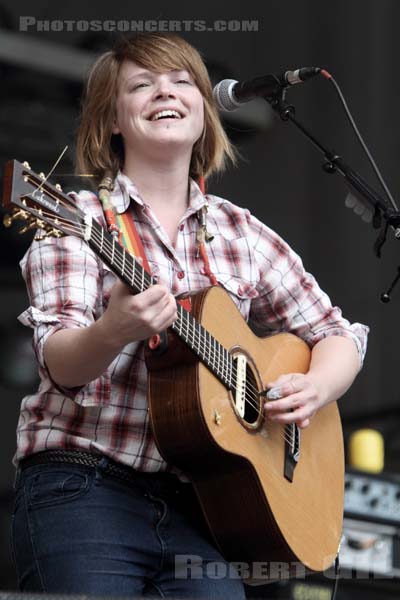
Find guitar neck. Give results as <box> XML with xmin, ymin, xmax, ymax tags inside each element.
<box><xmin>87</xmin><ymin>218</ymin><xmax>235</xmax><ymax>389</ymax></box>
<box><xmin>1</xmin><ymin>158</ymin><xmax>233</xmax><ymax>392</ymax></box>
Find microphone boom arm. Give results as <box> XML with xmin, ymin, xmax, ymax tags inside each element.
<box><xmin>263</xmin><ymin>88</ymin><xmax>400</xmax><ymax>301</ymax></box>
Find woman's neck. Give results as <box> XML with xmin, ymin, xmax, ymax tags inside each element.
<box><xmin>122</xmin><ymin>152</ymin><xmax>191</xmax><ymax>213</ymax></box>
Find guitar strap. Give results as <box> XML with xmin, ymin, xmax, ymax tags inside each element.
<box><xmin>98</xmin><ymin>174</ymin><xmax>218</xmax><ymax>314</ymax></box>
<box><xmin>196</xmin><ymin>176</ymin><xmax>218</xmax><ymax>288</ymax></box>
<box><xmin>98</xmin><ymin>175</ymin><xmax>151</xmax><ymax>274</ymax></box>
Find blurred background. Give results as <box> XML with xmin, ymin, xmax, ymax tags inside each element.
<box><xmin>1</xmin><ymin>0</ymin><xmax>400</xmax><ymax>597</ymax></box>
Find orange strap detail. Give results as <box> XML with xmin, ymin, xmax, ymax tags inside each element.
<box><xmin>198</xmin><ymin>175</ymin><xmax>205</xmax><ymax>194</ymax></box>
<box><xmin>199</xmin><ymin>241</ymin><xmax>218</xmax><ymax>287</ymax></box>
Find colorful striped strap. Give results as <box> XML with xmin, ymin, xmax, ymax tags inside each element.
<box><xmin>100</xmin><ymin>177</ymin><xmax>217</xmax><ymax>315</ymax></box>
<box><xmin>114</xmin><ymin>210</ymin><xmax>151</xmax><ymax>274</ymax></box>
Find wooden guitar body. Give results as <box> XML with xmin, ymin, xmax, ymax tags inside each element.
<box><xmin>2</xmin><ymin>160</ymin><xmax>345</xmax><ymax>582</ymax></box>
<box><xmin>147</xmin><ymin>285</ymin><xmax>344</xmax><ymax>579</ymax></box>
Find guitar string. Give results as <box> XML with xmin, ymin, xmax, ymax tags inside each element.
<box><xmin>31</xmin><ymin>146</ymin><xmax>69</xmax><ymax>197</ymax></box>
<box><xmin>87</xmin><ymin>219</ymin><xmax>299</xmax><ymax>447</ymax></box>
<box><xmin>31</xmin><ymin>210</ymin><xmax>298</xmax><ymax>446</ymax></box>
<box><xmin>22</xmin><ymin>173</ymin><xmax>292</xmax><ymax>426</ymax></box>
<box><xmin>24</xmin><ymin>198</ymin><xmax>276</xmax><ymax>416</ymax></box>
<box><xmin>84</xmin><ymin>219</ymin><xmax>296</xmax><ymax>442</ymax></box>
<box><xmin>79</xmin><ymin>218</ymin><xmax>293</xmax><ymax>422</ymax></box>
<box><xmin>33</xmin><ymin>211</ymin><xmax>299</xmax><ymax>447</ymax></box>
<box><xmin>89</xmin><ymin>225</ymin><xmax>299</xmax><ymax>441</ymax></box>
<box><xmin>29</xmin><ymin>209</ymin><xmax>298</xmax><ymax>446</ymax></box>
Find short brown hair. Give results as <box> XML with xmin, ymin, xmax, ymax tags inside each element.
<box><xmin>76</xmin><ymin>33</ymin><xmax>236</xmax><ymax>185</ymax></box>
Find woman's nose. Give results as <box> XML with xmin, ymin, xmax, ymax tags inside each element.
<box><xmin>154</xmin><ymin>77</ymin><xmax>176</xmax><ymax>99</ymax></box>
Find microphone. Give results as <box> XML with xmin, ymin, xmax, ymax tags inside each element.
<box><xmin>213</xmin><ymin>67</ymin><xmax>321</xmax><ymax>111</ymax></box>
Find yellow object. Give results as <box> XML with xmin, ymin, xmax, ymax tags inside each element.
<box><xmin>348</xmin><ymin>429</ymin><xmax>384</xmax><ymax>473</ymax></box>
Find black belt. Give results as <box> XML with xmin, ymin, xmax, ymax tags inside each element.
<box><xmin>18</xmin><ymin>450</ymin><xmax>207</xmax><ymax>533</ymax></box>
<box><xmin>18</xmin><ymin>449</ymin><xmax>178</xmax><ymax>488</ymax></box>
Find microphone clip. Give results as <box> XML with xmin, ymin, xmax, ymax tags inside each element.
<box><xmin>266</xmin><ymin>86</ymin><xmax>296</xmax><ymax>121</ymax></box>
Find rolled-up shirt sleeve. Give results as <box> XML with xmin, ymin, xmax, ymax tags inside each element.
<box><xmin>247</xmin><ymin>216</ymin><xmax>369</xmax><ymax>366</ymax></box>
<box><xmin>18</xmin><ymin>221</ymin><xmax>106</xmax><ymax>397</ymax></box>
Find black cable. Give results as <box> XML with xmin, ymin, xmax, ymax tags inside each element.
<box><xmin>321</xmin><ymin>69</ymin><xmax>398</xmax><ymax>213</ymax></box>
<box><xmin>331</xmin><ymin>552</ymin><xmax>340</xmax><ymax>600</ymax></box>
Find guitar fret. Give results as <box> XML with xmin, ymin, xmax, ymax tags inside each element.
<box><xmin>208</xmin><ymin>330</ymin><xmax>212</xmax><ymax>362</ymax></box>
<box><xmin>6</xmin><ymin>161</ymin><xmax>238</xmax><ymax>394</ymax></box>
<box><xmin>134</xmin><ymin>263</ymin><xmax>140</xmax><ymax>291</ymax></box>
<box><xmin>186</xmin><ymin>308</ymin><xmax>195</xmax><ymax>342</ymax></box>
<box><xmin>203</xmin><ymin>329</ymin><xmax>209</xmax><ymax>363</ymax></box>
<box><xmin>88</xmin><ymin>219</ymin><xmax>232</xmax><ymax>389</ymax></box>
<box><xmin>176</xmin><ymin>311</ymin><xmax>181</xmax><ymax>337</ymax></box>
<box><xmin>221</xmin><ymin>345</ymin><xmax>226</xmax><ymax>379</ymax></box>
<box><xmin>140</xmin><ymin>265</ymin><xmax>145</xmax><ymax>292</ymax></box>
<box><xmin>227</xmin><ymin>349</ymin><xmax>233</xmax><ymax>387</ymax></box>
<box><xmin>213</xmin><ymin>336</ymin><xmax>218</xmax><ymax>374</ymax></box>
<box><xmin>119</xmin><ymin>248</ymin><xmax>126</xmax><ymax>280</ymax></box>
<box><xmin>213</xmin><ymin>338</ymin><xmax>220</xmax><ymax>373</ymax></box>
<box><xmin>225</xmin><ymin>352</ymin><xmax>230</xmax><ymax>383</ymax></box>
<box><xmin>8</xmin><ymin>160</ymin><xmax>235</xmax><ymax>391</ymax></box>
<box><xmin>187</xmin><ymin>315</ymin><xmax>194</xmax><ymax>348</ymax></box>
<box><xmin>217</xmin><ymin>340</ymin><xmax>223</xmax><ymax>378</ymax></box>
<box><xmin>111</xmin><ymin>237</ymin><xmax>115</xmax><ymax>265</ymax></box>
<box><xmin>213</xmin><ymin>335</ymin><xmax>217</xmax><ymax>373</ymax></box>
<box><xmin>180</xmin><ymin>312</ymin><xmax>184</xmax><ymax>337</ymax></box>
<box><xmin>197</xmin><ymin>321</ymin><xmax>203</xmax><ymax>357</ymax></box>
<box><xmin>196</xmin><ymin>322</ymin><xmax>203</xmax><ymax>358</ymax></box>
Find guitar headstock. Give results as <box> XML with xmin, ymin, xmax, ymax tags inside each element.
<box><xmin>2</xmin><ymin>159</ymin><xmax>86</xmax><ymax>241</ymax></box>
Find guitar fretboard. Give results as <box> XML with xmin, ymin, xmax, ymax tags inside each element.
<box><xmin>88</xmin><ymin>219</ymin><xmax>235</xmax><ymax>389</ymax></box>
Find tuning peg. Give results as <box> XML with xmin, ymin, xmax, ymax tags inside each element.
<box><xmin>55</xmin><ymin>183</ymin><xmax>62</xmax><ymax>191</ymax></box>
<box><xmin>47</xmin><ymin>228</ymin><xmax>64</xmax><ymax>238</ymax></box>
<box><xmin>3</xmin><ymin>214</ymin><xmax>13</xmax><ymax>228</ymax></box>
<box><xmin>34</xmin><ymin>227</ymin><xmax>51</xmax><ymax>241</ymax></box>
<box><xmin>39</xmin><ymin>172</ymin><xmax>46</xmax><ymax>180</ymax></box>
<box><xmin>18</xmin><ymin>221</ymin><xmax>38</xmax><ymax>235</ymax></box>
<box><xmin>3</xmin><ymin>209</ymin><xmax>29</xmax><ymax>227</ymax></box>
<box><xmin>22</xmin><ymin>161</ymin><xmax>31</xmax><ymax>170</ymax></box>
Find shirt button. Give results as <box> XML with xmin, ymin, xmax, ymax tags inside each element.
<box><xmin>179</xmin><ymin>224</ymin><xmax>184</xmax><ymax>231</ymax></box>
<box><xmin>177</xmin><ymin>270</ymin><xmax>185</xmax><ymax>280</ymax></box>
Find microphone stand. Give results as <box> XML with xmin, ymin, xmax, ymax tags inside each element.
<box><xmin>265</xmin><ymin>88</ymin><xmax>400</xmax><ymax>302</ymax></box>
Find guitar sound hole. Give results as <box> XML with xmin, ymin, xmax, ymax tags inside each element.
<box><xmin>243</xmin><ymin>365</ymin><xmax>261</xmax><ymax>425</ymax></box>
<box><xmin>232</xmin><ymin>358</ymin><xmax>261</xmax><ymax>427</ymax></box>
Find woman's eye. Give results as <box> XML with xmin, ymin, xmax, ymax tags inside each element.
<box><xmin>132</xmin><ymin>82</ymin><xmax>150</xmax><ymax>90</ymax></box>
<box><xmin>176</xmin><ymin>79</ymin><xmax>191</xmax><ymax>84</ymax></box>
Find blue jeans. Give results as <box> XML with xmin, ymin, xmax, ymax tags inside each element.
<box><xmin>11</xmin><ymin>459</ymin><xmax>246</xmax><ymax>598</ymax></box>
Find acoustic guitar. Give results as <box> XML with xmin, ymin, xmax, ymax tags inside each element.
<box><xmin>2</xmin><ymin>159</ymin><xmax>344</xmax><ymax>581</ymax></box>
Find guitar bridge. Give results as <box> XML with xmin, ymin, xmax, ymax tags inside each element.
<box><xmin>284</xmin><ymin>423</ymin><xmax>301</xmax><ymax>482</ymax></box>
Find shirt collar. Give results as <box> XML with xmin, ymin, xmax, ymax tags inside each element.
<box><xmin>110</xmin><ymin>171</ymin><xmax>209</xmax><ymax>215</ymax></box>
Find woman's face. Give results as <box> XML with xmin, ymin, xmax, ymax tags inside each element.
<box><xmin>113</xmin><ymin>60</ymin><xmax>205</xmax><ymax>159</ymax></box>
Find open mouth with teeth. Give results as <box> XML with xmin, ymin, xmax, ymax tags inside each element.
<box><xmin>149</xmin><ymin>109</ymin><xmax>183</xmax><ymax>121</ymax></box>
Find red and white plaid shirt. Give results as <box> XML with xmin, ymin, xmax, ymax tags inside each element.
<box><xmin>16</xmin><ymin>172</ymin><xmax>368</xmax><ymax>469</ymax></box>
